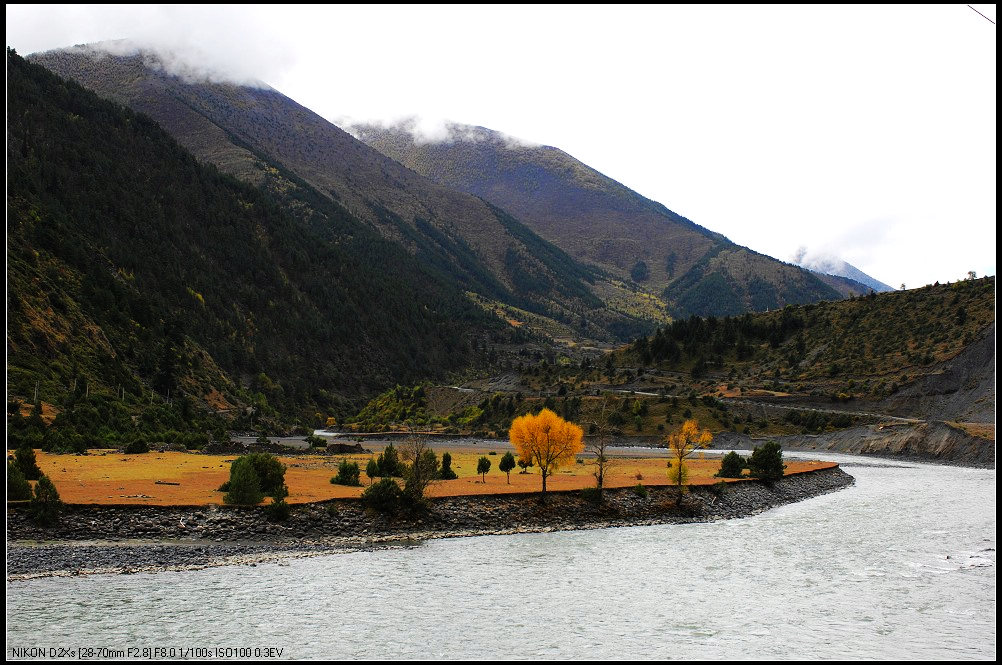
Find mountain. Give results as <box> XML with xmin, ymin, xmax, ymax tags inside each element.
<box><xmin>350</xmin><ymin>120</ymin><xmax>844</xmax><ymax>318</ymax></box>
<box><xmin>6</xmin><ymin>48</ymin><xmax>501</xmax><ymax>428</ymax></box>
<box><xmin>794</xmin><ymin>251</ymin><xmax>894</xmax><ymax>293</ymax></box>
<box><xmin>29</xmin><ymin>44</ymin><xmax>659</xmax><ymax>342</ymax></box>
<box><xmin>806</xmin><ymin>270</ymin><xmax>879</xmax><ymax>298</ymax></box>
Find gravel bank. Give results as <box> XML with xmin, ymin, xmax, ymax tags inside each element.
<box><xmin>7</xmin><ymin>466</ymin><xmax>853</xmax><ymax>579</ymax></box>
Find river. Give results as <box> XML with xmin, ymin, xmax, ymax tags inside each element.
<box><xmin>5</xmin><ymin>453</ymin><xmax>995</xmax><ymax>660</ymax></box>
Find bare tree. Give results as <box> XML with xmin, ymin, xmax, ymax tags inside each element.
<box><xmin>585</xmin><ymin>395</ymin><xmax>616</xmax><ymax>491</ymax></box>
<box><xmin>399</xmin><ymin>429</ymin><xmax>439</xmax><ymax>505</ymax></box>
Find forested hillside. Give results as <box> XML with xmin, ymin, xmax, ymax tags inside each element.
<box><xmin>31</xmin><ymin>45</ymin><xmax>657</xmax><ymax>342</ymax></box>
<box><xmin>6</xmin><ymin>49</ymin><xmax>500</xmax><ymax>434</ymax></box>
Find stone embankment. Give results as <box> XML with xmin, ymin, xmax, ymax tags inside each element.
<box><xmin>7</xmin><ymin>466</ymin><xmax>853</xmax><ymax>579</ymax></box>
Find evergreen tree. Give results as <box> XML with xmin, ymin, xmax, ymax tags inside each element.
<box><xmin>15</xmin><ymin>444</ymin><xmax>42</xmax><ymax>480</ymax></box>
<box><xmin>224</xmin><ymin>457</ymin><xmax>265</xmax><ymax>505</ymax></box>
<box><xmin>715</xmin><ymin>451</ymin><xmax>746</xmax><ymax>478</ymax></box>
<box><xmin>7</xmin><ymin>461</ymin><xmax>32</xmax><ymax>500</ymax></box>
<box><xmin>439</xmin><ymin>451</ymin><xmax>458</xmax><ymax>480</ymax></box>
<box><xmin>747</xmin><ymin>441</ymin><xmax>786</xmax><ymax>481</ymax></box>
<box><xmin>29</xmin><ymin>474</ymin><xmax>62</xmax><ymax>525</ymax></box>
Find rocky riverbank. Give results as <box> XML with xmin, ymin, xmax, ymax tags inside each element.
<box><xmin>7</xmin><ymin>466</ymin><xmax>853</xmax><ymax>579</ymax></box>
<box><xmin>712</xmin><ymin>422</ymin><xmax>995</xmax><ymax>468</ymax></box>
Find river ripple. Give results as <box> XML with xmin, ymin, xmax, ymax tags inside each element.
<box><xmin>6</xmin><ymin>454</ymin><xmax>995</xmax><ymax>660</ymax></box>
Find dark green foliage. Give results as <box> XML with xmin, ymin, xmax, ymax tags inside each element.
<box><xmin>361</xmin><ymin>477</ymin><xmax>404</xmax><ymax>513</ymax></box>
<box><xmin>376</xmin><ymin>444</ymin><xmax>404</xmax><ymax>477</ymax></box>
<box><xmin>631</xmin><ymin>261</ymin><xmax>650</xmax><ymax>282</ymax></box>
<box><xmin>304</xmin><ymin>435</ymin><xmax>327</xmax><ymax>448</ymax></box>
<box><xmin>716</xmin><ymin>451</ymin><xmax>746</xmax><ymax>478</ymax></box>
<box><xmin>124</xmin><ymin>438</ymin><xmax>150</xmax><ymax>454</ymax></box>
<box><xmin>499</xmin><ymin>451</ymin><xmax>516</xmax><ymax>483</ymax></box>
<box><xmin>517</xmin><ymin>458</ymin><xmax>534</xmax><ymax>474</ymax></box>
<box><xmin>237</xmin><ymin>453</ymin><xmax>288</xmax><ymax>497</ymax></box>
<box><xmin>224</xmin><ymin>457</ymin><xmax>265</xmax><ymax>505</ymax></box>
<box><xmin>331</xmin><ymin>459</ymin><xmax>361</xmax><ymax>486</ymax></box>
<box><xmin>784</xmin><ymin>409</ymin><xmax>854</xmax><ymax>433</ymax></box>
<box><xmin>29</xmin><ymin>474</ymin><xmax>63</xmax><ymax>525</ymax></box>
<box><xmin>477</xmin><ymin>456</ymin><xmax>491</xmax><ymax>481</ymax></box>
<box><xmin>7</xmin><ymin>461</ymin><xmax>33</xmax><ymax>501</ymax></box>
<box><xmin>264</xmin><ymin>499</ymin><xmax>291</xmax><ymax>522</ymax></box>
<box><xmin>222</xmin><ymin>453</ymin><xmax>286</xmax><ymax>505</ymax></box>
<box><xmin>14</xmin><ymin>445</ymin><xmax>42</xmax><ymax>480</ymax></box>
<box><xmin>439</xmin><ymin>451</ymin><xmax>458</xmax><ymax>480</ymax></box>
<box><xmin>580</xmin><ymin>486</ymin><xmax>603</xmax><ymax>503</ymax></box>
<box><xmin>632</xmin><ymin>483</ymin><xmax>648</xmax><ymax>498</ymax></box>
<box><xmin>6</xmin><ymin>50</ymin><xmax>492</xmax><ymax>427</ymax></box>
<box><xmin>747</xmin><ymin>441</ymin><xmax>786</xmax><ymax>481</ymax></box>
<box><xmin>365</xmin><ymin>458</ymin><xmax>379</xmax><ymax>483</ymax></box>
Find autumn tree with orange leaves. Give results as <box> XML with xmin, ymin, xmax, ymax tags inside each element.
<box><xmin>509</xmin><ymin>408</ymin><xmax>584</xmax><ymax>499</ymax></box>
<box><xmin>665</xmin><ymin>419</ymin><xmax>713</xmax><ymax>500</ymax></box>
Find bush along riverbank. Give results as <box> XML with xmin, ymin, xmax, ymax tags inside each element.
<box><xmin>7</xmin><ymin>466</ymin><xmax>853</xmax><ymax>579</ymax></box>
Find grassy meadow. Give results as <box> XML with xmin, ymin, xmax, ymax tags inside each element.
<box><xmin>20</xmin><ymin>446</ymin><xmax>835</xmax><ymax>506</ymax></box>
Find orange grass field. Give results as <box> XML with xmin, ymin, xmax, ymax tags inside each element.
<box><xmin>22</xmin><ymin>448</ymin><xmax>837</xmax><ymax>506</ymax></box>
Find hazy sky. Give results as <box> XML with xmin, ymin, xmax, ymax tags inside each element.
<box><xmin>6</xmin><ymin>4</ymin><xmax>997</xmax><ymax>288</ymax></box>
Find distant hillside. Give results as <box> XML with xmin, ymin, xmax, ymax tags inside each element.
<box><xmin>807</xmin><ymin>270</ymin><xmax>879</xmax><ymax>298</ymax></box>
<box><xmin>795</xmin><ymin>252</ymin><xmax>894</xmax><ymax>293</ymax></box>
<box><xmin>6</xmin><ymin>49</ymin><xmax>501</xmax><ymax>426</ymax></box>
<box><xmin>352</xmin><ymin>120</ymin><xmax>844</xmax><ymax>318</ymax></box>
<box><xmin>30</xmin><ymin>44</ymin><xmax>655</xmax><ymax>342</ymax></box>
<box><xmin>628</xmin><ymin>276</ymin><xmax>995</xmax><ymax>416</ymax></box>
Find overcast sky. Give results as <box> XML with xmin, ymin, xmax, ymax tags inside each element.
<box><xmin>7</xmin><ymin>4</ymin><xmax>997</xmax><ymax>289</ymax></box>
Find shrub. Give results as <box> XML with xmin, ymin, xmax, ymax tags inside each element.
<box><xmin>580</xmin><ymin>486</ymin><xmax>602</xmax><ymax>504</ymax></box>
<box><xmin>304</xmin><ymin>434</ymin><xmax>327</xmax><ymax>448</ymax></box>
<box><xmin>439</xmin><ymin>451</ymin><xmax>458</xmax><ymax>480</ymax></box>
<box><xmin>716</xmin><ymin>451</ymin><xmax>746</xmax><ymax>478</ymax></box>
<box><xmin>362</xmin><ymin>477</ymin><xmax>403</xmax><ymax>513</ymax></box>
<box><xmin>29</xmin><ymin>474</ymin><xmax>62</xmax><ymax>525</ymax></box>
<box><xmin>632</xmin><ymin>483</ymin><xmax>648</xmax><ymax>498</ymax></box>
<box><xmin>747</xmin><ymin>441</ymin><xmax>786</xmax><ymax>481</ymax></box>
<box><xmin>14</xmin><ymin>444</ymin><xmax>42</xmax><ymax>480</ymax></box>
<box><xmin>124</xmin><ymin>438</ymin><xmax>149</xmax><ymax>454</ymax></box>
<box><xmin>331</xmin><ymin>459</ymin><xmax>361</xmax><ymax>486</ymax></box>
<box><xmin>238</xmin><ymin>453</ymin><xmax>287</xmax><ymax>497</ymax></box>
<box><xmin>224</xmin><ymin>457</ymin><xmax>264</xmax><ymax>505</ymax></box>
<box><xmin>265</xmin><ymin>499</ymin><xmax>291</xmax><ymax>522</ymax></box>
<box><xmin>7</xmin><ymin>461</ymin><xmax>32</xmax><ymax>500</ymax></box>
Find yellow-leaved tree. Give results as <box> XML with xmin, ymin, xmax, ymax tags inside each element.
<box><xmin>665</xmin><ymin>419</ymin><xmax>713</xmax><ymax>500</ymax></box>
<box><xmin>509</xmin><ymin>408</ymin><xmax>584</xmax><ymax>498</ymax></box>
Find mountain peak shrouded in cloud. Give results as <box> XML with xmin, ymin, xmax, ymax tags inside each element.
<box><xmin>344</xmin><ymin>116</ymin><xmax>540</xmax><ymax>149</ymax></box>
<box><xmin>47</xmin><ymin>39</ymin><xmax>276</xmax><ymax>89</ymax></box>
<box><xmin>792</xmin><ymin>247</ymin><xmax>894</xmax><ymax>293</ymax></box>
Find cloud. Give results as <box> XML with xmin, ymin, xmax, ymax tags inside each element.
<box><xmin>11</xmin><ymin>5</ymin><xmax>297</xmax><ymax>88</ymax></box>
<box><xmin>342</xmin><ymin>115</ymin><xmax>540</xmax><ymax>149</ymax></box>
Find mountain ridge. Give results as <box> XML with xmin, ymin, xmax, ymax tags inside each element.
<box><xmin>30</xmin><ymin>44</ymin><xmax>660</xmax><ymax>342</ymax></box>
<box><xmin>351</xmin><ymin>119</ymin><xmax>844</xmax><ymax>318</ymax></box>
